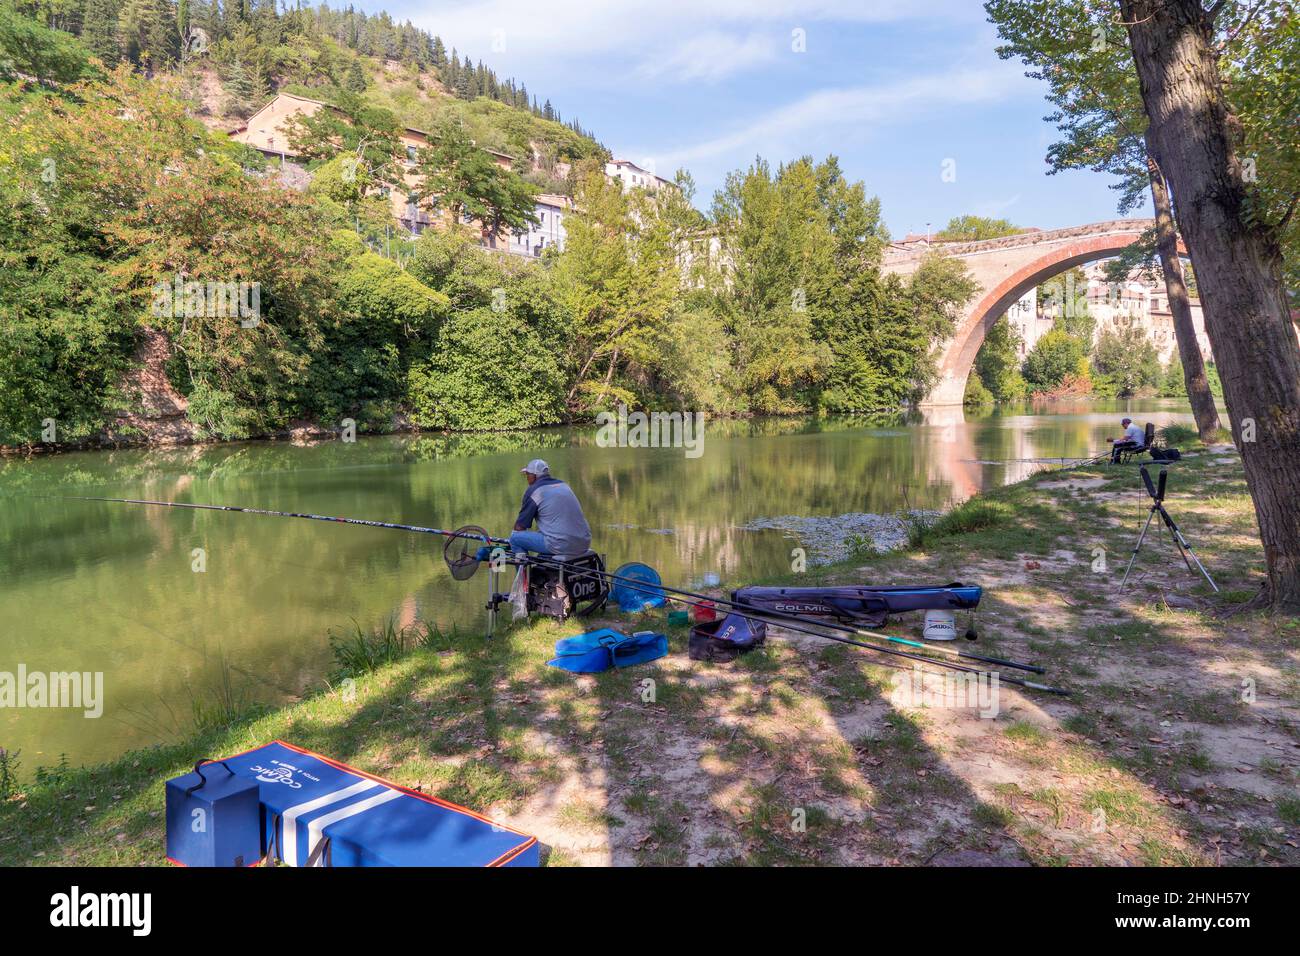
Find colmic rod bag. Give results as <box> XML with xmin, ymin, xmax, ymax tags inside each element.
<box><xmin>732</xmin><ymin>584</ymin><xmax>981</xmax><ymax>625</ymax></box>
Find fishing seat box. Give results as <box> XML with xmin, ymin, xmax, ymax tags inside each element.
<box><xmin>166</xmin><ymin>760</ymin><xmax>262</xmax><ymax>868</ymax></box>
<box><xmin>166</xmin><ymin>741</ymin><xmax>539</xmax><ymax>867</ymax></box>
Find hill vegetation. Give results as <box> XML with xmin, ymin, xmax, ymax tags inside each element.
<box><xmin>1</xmin><ymin>6</ymin><xmax>980</xmax><ymax>448</ymax></box>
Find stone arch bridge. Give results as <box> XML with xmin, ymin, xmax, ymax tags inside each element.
<box><xmin>882</xmin><ymin>219</ymin><xmax>1183</xmax><ymax>405</ymax></box>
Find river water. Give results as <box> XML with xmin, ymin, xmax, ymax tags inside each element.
<box><xmin>0</xmin><ymin>398</ymin><xmax>1196</xmax><ymax>768</ymax></box>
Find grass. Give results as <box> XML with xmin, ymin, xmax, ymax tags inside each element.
<box><xmin>327</xmin><ymin>616</ymin><xmax>461</xmax><ymax>678</ymax></box>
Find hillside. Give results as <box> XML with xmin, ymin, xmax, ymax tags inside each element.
<box><xmin>18</xmin><ymin>0</ymin><xmax>608</xmax><ymax>191</ymax></box>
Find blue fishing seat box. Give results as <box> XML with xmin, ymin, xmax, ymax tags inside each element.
<box><xmin>165</xmin><ymin>760</ymin><xmax>262</xmax><ymax>867</ymax></box>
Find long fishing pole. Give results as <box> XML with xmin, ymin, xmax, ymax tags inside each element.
<box><xmin>526</xmin><ymin>552</ymin><xmax>1043</xmax><ymax>673</ymax></box>
<box><xmin>43</xmin><ymin>495</ymin><xmax>509</xmax><ymax>545</ymax></box>
<box><xmin>525</xmin><ymin>555</ymin><xmax>1068</xmax><ymax>694</ymax></box>
<box><xmin>58</xmin><ymin>494</ymin><xmax>1065</xmax><ymax>692</ymax></box>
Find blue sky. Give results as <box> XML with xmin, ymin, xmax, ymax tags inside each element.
<box><xmin>375</xmin><ymin>0</ymin><xmax>1146</xmax><ymax>236</ymax></box>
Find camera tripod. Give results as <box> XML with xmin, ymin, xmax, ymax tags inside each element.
<box><xmin>1120</xmin><ymin>462</ymin><xmax>1219</xmax><ymax>591</ymax></box>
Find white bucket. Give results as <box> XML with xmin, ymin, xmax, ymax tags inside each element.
<box><xmin>923</xmin><ymin>609</ymin><xmax>957</xmax><ymax>641</ymax></box>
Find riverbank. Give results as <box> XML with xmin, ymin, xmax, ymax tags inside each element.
<box><xmin>3</xmin><ymin>437</ymin><xmax>1296</xmax><ymax>866</ymax></box>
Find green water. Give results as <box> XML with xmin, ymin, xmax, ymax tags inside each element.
<box><xmin>0</xmin><ymin>398</ymin><xmax>1195</xmax><ymax>769</ymax></box>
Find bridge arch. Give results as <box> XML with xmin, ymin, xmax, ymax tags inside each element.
<box><xmin>880</xmin><ymin>219</ymin><xmax>1186</xmax><ymax>405</ymax></box>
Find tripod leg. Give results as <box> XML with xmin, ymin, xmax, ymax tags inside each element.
<box><xmin>1169</xmin><ymin>522</ymin><xmax>1220</xmax><ymax>593</ymax></box>
<box><xmin>1121</xmin><ymin>506</ymin><xmax>1159</xmax><ymax>588</ymax></box>
<box><xmin>1159</xmin><ymin>507</ymin><xmax>1198</xmax><ymax>575</ymax></box>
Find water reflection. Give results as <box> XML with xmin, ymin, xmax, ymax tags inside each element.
<box><xmin>0</xmin><ymin>399</ymin><xmax>1198</xmax><ymax>766</ymax></box>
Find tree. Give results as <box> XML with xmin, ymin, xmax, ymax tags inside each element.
<box><xmin>1023</xmin><ymin>328</ymin><xmax>1089</xmax><ymax>393</ymax></box>
<box><xmin>551</xmin><ymin>169</ymin><xmax>678</xmax><ymax>412</ymax></box>
<box><xmin>1121</xmin><ymin>0</ymin><xmax>1300</xmax><ymax>608</ymax></box>
<box><xmin>116</xmin><ymin>0</ymin><xmax>178</xmax><ymax>70</ymax></box>
<box><xmin>709</xmin><ymin>157</ymin><xmax>834</xmax><ymax>412</ymax></box>
<box><xmin>284</xmin><ymin>90</ymin><xmax>403</xmax><ymax>189</ymax></box>
<box><xmin>985</xmin><ymin>0</ymin><xmax>1222</xmax><ymax>440</ymax></box>
<box><xmin>974</xmin><ymin>316</ymin><xmax>1028</xmax><ymax>400</ymax></box>
<box><xmin>0</xmin><ymin>0</ymin><xmax>94</xmax><ymax>82</ymax></box>
<box><xmin>1092</xmin><ymin>326</ymin><xmax>1161</xmax><ymax>396</ymax></box>
<box><xmin>343</xmin><ymin>58</ymin><xmax>366</xmax><ymax>91</ymax></box>
<box><xmin>415</xmin><ymin>119</ymin><xmax>539</xmax><ymax>243</ymax></box>
<box><xmin>77</xmin><ymin>0</ymin><xmax>119</xmax><ymax>64</ymax></box>
<box><xmin>935</xmin><ymin>215</ymin><xmax>1024</xmax><ymax>241</ymax></box>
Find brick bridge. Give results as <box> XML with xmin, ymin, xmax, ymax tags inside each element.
<box><xmin>882</xmin><ymin>219</ymin><xmax>1183</xmax><ymax>405</ymax></box>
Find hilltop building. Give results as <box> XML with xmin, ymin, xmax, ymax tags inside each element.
<box><xmin>605</xmin><ymin>159</ymin><xmax>677</xmax><ymax>193</ymax></box>
<box><xmin>230</xmin><ymin>92</ymin><xmax>543</xmax><ymax>251</ymax></box>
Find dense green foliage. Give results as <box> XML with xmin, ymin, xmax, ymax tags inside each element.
<box><xmin>0</xmin><ymin>11</ymin><xmax>981</xmax><ymax>445</ymax></box>
<box><xmin>1091</xmin><ymin>326</ymin><xmax>1161</xmax><ymax>397</ymax></box>
<box><xmin>972</xmin><ymin>317</ymin><xmax>1028</xmax><ymax>401</ymax></box>
<box><xmin>1022</xmin><ymin>328</ymin><xmax>1090</xmax><ymax>393</ymax></box>
<box><xmin>14</xmin><ymin>0</ymin><xmax>597</xmax><ymax>136</ymax></box>
<box><xmin>935</xmin><ymin>215</ymin><xmax>1024</xmax><ymax>241</ymax></box>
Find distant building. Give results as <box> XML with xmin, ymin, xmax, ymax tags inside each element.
<box><xmin>1002</xmin><ymin>289</ymin><xmax>1049</xmax><ymax>358</ymax></box>
<box><xmin>1080</xmin><ymin>263</ymin><xmax>1212</xmax><ymax>364</ymax></box>
<box><xmin>507</xmin><ymin>193</ymin><xmax>571</xmax><ymax>257</ymax></box>
<box><xmin>230</xmin><ymin>92</ymin><xmax>516</xmax><ymax>242</ymax></box>
<box><xmin>605</xmin><ymin>159</ymin><xmax>676</xmax><ymax>193</ymax></box>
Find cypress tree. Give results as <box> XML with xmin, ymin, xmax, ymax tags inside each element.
<box><xmin>79</xmin><ymin>0</ymin><xmax>120</xmax><ymax>63</ymax></box>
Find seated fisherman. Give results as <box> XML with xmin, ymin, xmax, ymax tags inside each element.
<box><xmin>509</xmin><ymin>459</ymin><xmax>592</xmax><ymax>559</ymax></box>
<box><xmin>1109</xmin><ymin>417</ymin><xmax>1147</xmax><ymax>463</ymax></box>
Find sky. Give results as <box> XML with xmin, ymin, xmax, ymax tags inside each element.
<box><xmin>373</xmin><ymin>0</ymin><xmax>1147</xmax><ymax>236</ymax></box>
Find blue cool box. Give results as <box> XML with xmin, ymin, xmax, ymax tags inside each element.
<box><xmin>165</xmin><ymin>741</ymin><xmax>538</xmax><ymax>867</ymax></box>
<box><xmin>165</xmin><ymin>761</ymin><xmax>262</xmax><ymax>868</ymax></box>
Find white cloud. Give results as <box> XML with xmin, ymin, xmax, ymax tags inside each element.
<box><xmin>385</xmin><ymin>0</ymin><xmax>983</xmax><ymax>80</ymax></box>
<box><xmin>655</xmin><ymin>65</ymin><xmax>1028</xmax><ymax>168</ymax></box>
<box><xmin>973</xmin><ymin>193</ymin><xmax>1024</xmax><ymax>218</ymax></box>
<box><xmin>635</xmin><ymin>31</ymin><xmax>779</xmax><ymax>84</ymax></box>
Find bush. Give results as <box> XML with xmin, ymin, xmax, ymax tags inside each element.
<box><xmin>406</xmin><ymin>308</ymin><xmax>566</xmax><ymax>430</ymax></box>
<box><xmin>1159</xmin><ymin>423</ymin><xmax>1198</xmax><ymax>447</ymax></box>
<box><xmin>1023</xmin><ymin>328</ymin><xmax>1089</xmax><ymax>393</ymax></box>
<box><xmin>963</xmin><ymin>371</ymin><xmax>995</xmax><ymax>406</ymax></box>
<box><xmin>931</xmin><ymin>498</ymin><xmax>1015</xmax><ymax>536</ymax></box>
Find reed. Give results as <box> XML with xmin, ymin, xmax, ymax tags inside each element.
<box><xmin>328</xmin><ymin>616</ymin><xmax>461</xmax><ymax>677</ymax></box>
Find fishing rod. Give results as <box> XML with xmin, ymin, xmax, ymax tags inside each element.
<box><xmin>525</xmin><ymin>552</ymin><xmax>1043</xmax><ymax>673</ymax></box>
<box><xmin>962</xmin><ymin>454</ymin><xmax>1108</xmax><ymax>465</ymax></box>
<box><xmin>58</xmin><ymin>494</ymin><xmax>1065</xmax><ymax>692</ymax></box>
<box><xmin>42</xmin><ymin>495</ymin><xmax>510</xmax><ymax>545</ymax></box>
<box><xmin>524</xmin><ymin>554</ymin><xmax>1068</xmax><ymax>695</ymax></box>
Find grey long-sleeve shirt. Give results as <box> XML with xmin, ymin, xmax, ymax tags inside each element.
<box><xmin>515</xmin><ymin>476</ymin><xmax>592</xmax><ymax>557</ymax></box>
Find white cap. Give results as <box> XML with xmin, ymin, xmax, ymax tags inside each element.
<box><xmin>521</xmin><ymin>459</ymin><xmax>550</xmax><ymax>476</ymax></box>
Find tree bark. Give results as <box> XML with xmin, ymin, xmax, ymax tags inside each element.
<box><xmin>1144</xmin><ymin>141</ymin><xmax>1222</xmax><ymax>440</ymax></box>
<box><xmin>1123</xmin><ymin>0</ymin><xmax>1300</xmax><ymax>609</ymax></box>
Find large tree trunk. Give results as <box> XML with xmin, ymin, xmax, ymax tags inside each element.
<box><xmin>1145</xmin><ymin>142</ymin><xmax>1221</xmax><ymax>440</ymax></box>
<box><xmin>1123</xmin><ymin>0</ymin><xmax>1300</xmax><ymax>609</ymax></box>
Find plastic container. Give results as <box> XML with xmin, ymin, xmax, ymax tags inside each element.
<box><xmin>691</xmin><ymin>600</ymin><xmax>718</xmax><ymax>623</ymax></box>
<box><xmin>923</xmin><ymin>609</ymin><xmax>957</xmax><ymax>641</ymax></box>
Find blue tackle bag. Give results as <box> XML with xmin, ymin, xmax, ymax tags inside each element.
<box><xmin>547</xmin><ymin>628</ymin><xmax>669</xmax><ymax>673</ymax></box>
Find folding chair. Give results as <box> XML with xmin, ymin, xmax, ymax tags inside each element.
<box><xmin>1114</xmin><ymin>422</ymin><xmax>1156</xmax><ymax>464</ymax></box>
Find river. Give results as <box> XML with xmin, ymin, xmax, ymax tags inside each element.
<box><xmin>0</xmin><ymin>398</ymin><xmax>1197</xmax><ymax>768</ymax></box>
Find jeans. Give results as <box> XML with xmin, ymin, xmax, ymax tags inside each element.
<box><xmin>1111</xmin><ymin>440</ymin><xmax>1139</xmax><ymax>464</ymax></box>
<box><xmin>509</xmin><ymin>530</ymin><xmax>553</xmax><ymax>555</ymax></box>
